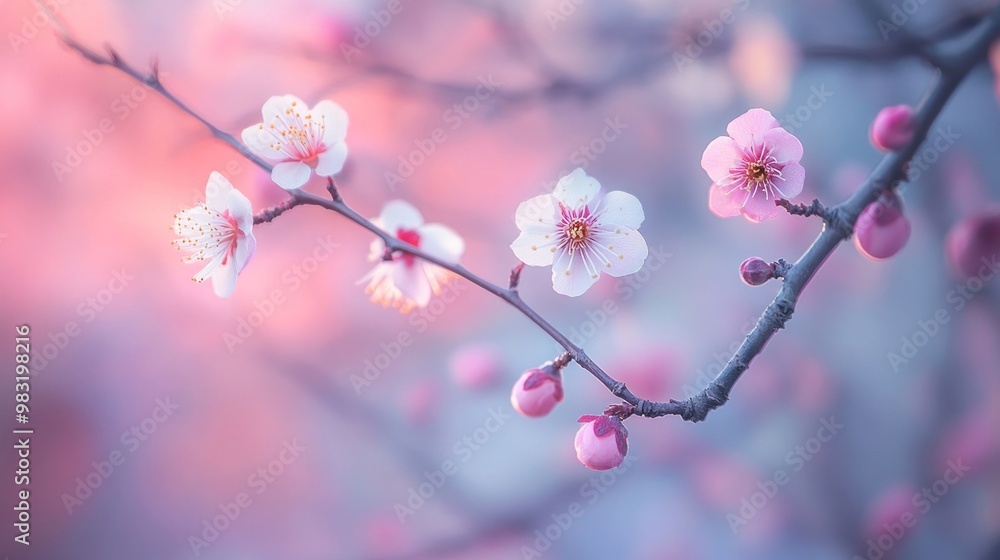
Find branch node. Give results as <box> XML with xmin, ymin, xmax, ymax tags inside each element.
<box><xmin>508</xmin><ymin>262</ymin><xmax>525</xmax><ymax>291</ymax></box>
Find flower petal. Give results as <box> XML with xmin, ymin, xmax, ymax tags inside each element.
<box><xmin>418</xmin><ymin>223</ymin><xmax>464</xmax><ymax>264</ymax></box>
<box><xmin>762</xmin><ymin>127</ymin><xmax>803</xmax><ymax>163</ymax></box>
<box><xmin>312</xmin><ymin>100</ymin><xmax>349</xmax><ymax>145</ymax></box>
<box><xmin>511</xmin><ymin>230</ymin><xmax>558</xmax><ymax>266</ymax></box>
<box><xmin>378</xmin><ymin>200</ymin><xmax>424</xmax><ymax>232</ymax></box>
<box><xmin>553</xmin><ymin>168</ymin><xmax>600</xmax><ymax>210</ymax></box>
<box><xmin>595</xmin><ymin>191</ymin><xmax>645</xmax><ymax>230</ymax></box>
<box><xmin>211</xmin><ymin>259</ymin><xmax>239</xmax><ymax>298</ymax></box>
<box><xmin>241</xmin><ymin>123</ymin><xmax>286</xmax><ymax>161</ymax></box>
<box><xmin>262</xmin><ymin>94</ymin><xmax>308</xmax><ymax>123</ymax></box>
<box><xmin>708</xmin><ymin>183</ymin><xmax>747</xmax><ymax>218</ymax></box>
<box><xmin>700</xmin><ymin>136</ymin><xmax>743</xmax><ymax>184</ymax></box>
<box><xmin>515</xmin><ymin>194</ymin><xmax>559</xmax><ymax>233</ymax></box>
<box><xmin>726</xmin><ymin>108</ymin><xmax>779</xmax><ymax>146</ymax></box>
<box><xmin>392</xmin><ymin>262</ymin><xmax>431</xmax><ymax>307</ymax></box>
<box><xmin>314</xmin><ymin>141</ymin><xmax>348</xmax><ymax>176</ymax></box>
<box><xmin>205</xmin><ymin>171</ymin><xmax>233</xmax><ymax>213</ymax></box>
<box><xmin>234</xmin><ymin>232</ymin><xmax>256</xmax><ymax>273</ymax></box>
<box><xmin>551</xmin><ymin>247</ymin><xmax>600</xmax><ymax>297</ymax></box>
<box><xmin>773</xmin><ymin>161</ymin><xmax>805</xmax><ymax>199</ymax></box>
<box><xmin>740</xmin><ymin>193</ymin><xmax>783</xmax><ymax>223</ymax></box>
<box><xmin>226</xmin><ymin>183</ymin><xmax>255</xmax><ymax>232</ymax></box>
<box><xmin>589</xmin><ymin>227</ymin><xmax>648</xmax><ymax>276</ymax></box>
<box><xmin>271</xmin><ymin>161</ymin><xmax>311</xmax><ymax>191</ymax></box>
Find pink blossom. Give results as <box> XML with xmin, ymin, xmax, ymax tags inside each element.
<box><xmin>242</xmin><ymin>94</ymin><xmax>349</xmax><ymax>191</ymax></box>
<box><xmin>870</xmin><ymin>105</ymin><xmax>916</xmax><ymax>152</ymax></box>
<box><xmin>172</xmin><ymin>172</ymin><xmax>256</xmax><ymax>298</ymax></box>
<box><xmin>574</xmin><ymin>413</ymin><xmax>628</xmax><ymax>471</ymax></box>
<box><xmin>510</xmin><ymin>362</ymin><xmax>564</xmax><ymax>418</ymax></box>
<box><xmin>511</xmin><ymin>168</ymin><xmax>648</xmax><ymax>297</ymax></box>
<box><xmin>449</xmin><ymin>344</ymin><xmax>502</xmax><ymax>390</ymax></box>
<box><xmin>854</xmin><ymin>192</ymin><xmax>911</xmax><ymax>261</ymax></box>
<box><xmin>360</xmin><ymin>200</ymin><xmax>464</xmax><ymax>313</ymax></box>
<box><xmin>945</xmin><ymin>209</ymin><xmax>1000</xmax><ymax>279</ymax></box>
<box><xmin>701</xmin><ymin>108</ymin><xmax>805</xmax><ymax>223</ymax></box>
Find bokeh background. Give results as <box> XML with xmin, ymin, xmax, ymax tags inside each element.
<box><xmin>3</xmin><ymin>0</ymin><xmax>1000</xmax><ymax>558</ymax></box>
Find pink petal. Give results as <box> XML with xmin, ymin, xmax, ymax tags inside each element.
<box><xmin>761</xmin><ymin>127</ymin><xmax>803</xmax><ymax>163</ymax></box>
<box><xmin>312</xmin><ymin>100</ymin><xmax>349</xmax><ymax>145</ymax></box>
<box><xmin>271</xmin><ymin>161</ymin><xmax>311</xmax><ymax>191</ymax></box>
<box><xmin>378</xmin><ymin>200</ymin><xmax>424</xmax><ymax>232</ymax></box>
<box><xmin>553</xmin><ymin>168</ymin><xmax>600</xmax><ymax>210</ymax></box>
<box><xmin>551</xmin><ymin>247</ymin><xmax>600</xmax><ymax>296</ymax></box>
<box><xmin>740</xmin><ymin>192</ymin><xmax>783</xmax><ymax>223</ymax></box>
<box><xmin>726</xmin><ymin>108</ymin><xmax>779</xmax><ymax>146</ymax></box>
<box><xmin>773</xmin><ymin>161</ymin><xmax>805</xmax><ymax>199</ymax></box>
<box><xmin>700</xmin><ymin>136</ymin><xmax>743</xmax><ymax>184</ymax></box>
<box><xmin>211</xmin><ymin>259</ymin><xmax>239</xmax><ymax>298</ymax></box>
<box><xmin>596</xmin><ymin>191</ymin><xmax>645</xmax><ymax>230</ymax></box>
<box><xmin>418</xmin><ymin>223</ymin><xmax>464</xmax><ymax>264</ymax></box>
<box><xmin>708</xmin><ymin>183</ymin><xmax>746</xmax><ymax>218</ymax></box>
<box><xmin>315</xmin><ymin>142</ymin><xmax>348</xmax><ymax>176</ymax></box>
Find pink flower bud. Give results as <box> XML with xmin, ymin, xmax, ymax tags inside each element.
<box><xmin>854</xmin><ymin>192</ymin><xmax>911</xmax><ymax>261</ymax></box>
<box><xmin>870</xmin><ymin>105</ymin><xmax>916</xmax><ymax>152</ymax></box>
<box><xmin>574</xmin><ymin>414</ymin><xmax>628</xmax><ymax>471</ymax></box>
<box><xmin>510</xmin><ymin>362</ymin><xmax>564</xmax><ymax>418</ymax></box>
<box><xmin>739</xmin><ymin>257</ymin><xmax>775</xmax><ymax>286</ymax></box>
<box><xmin>945</xmin><ymin>209</ymin><xmax>1000</xmax><ymax>279</ymax></box>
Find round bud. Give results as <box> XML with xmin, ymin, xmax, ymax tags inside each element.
<box><xmin>739</xmin><ymin>257</ymin><xmax>775</xmax><ymax>286</ymax></box>
<box><xmin>510</xmin><ymin>362</ymin><xmax>563</xmax><ymax>418</ymax></box>
<box><xmin>855</xmin><ymin>192</ymin><xmax>911</xmax><ymax>261</ymax></box>
<box><xmin>574</xmin><ymin>414</ymin><xmax>628</xmax><ymax>471</ymax></box>
<box><xmin>870</xmin><ymin>105</ymin><xmax>916</xmax><ymax>152</ymax></box>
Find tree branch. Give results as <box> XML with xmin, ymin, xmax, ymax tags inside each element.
<box><xmin>44</xmin><ymin>3</ymin><xmax>1000</xmax><ymax>422</ymax></box>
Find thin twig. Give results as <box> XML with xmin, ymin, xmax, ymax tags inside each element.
<box><xmin>45</xmin><ymin>4</ymin><xmax>1000</xmax><ymax>422</ymax></box>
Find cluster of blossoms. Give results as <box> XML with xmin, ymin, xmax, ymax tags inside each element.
<box><xmin>170</xmin><ymin>97</ymin><xmax>934</xmax><ymax>469</ymax></box>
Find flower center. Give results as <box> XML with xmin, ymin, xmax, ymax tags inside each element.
<box><xmin>396</xmin><ymin>228</ymin><xmax>421</xmax><ymax>267</ymax></box>
<box><xmin>567</xmin><ymin>219</ymin><xmax>589</xmax><ymax>241</ymax></box>
<box><xmin>746</xmin><ymin>162</ymin><xmax>769</xmax><ymax>184</ymax></box>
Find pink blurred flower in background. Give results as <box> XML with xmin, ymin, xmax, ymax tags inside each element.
<box><xmin>172</xmin><ymin>172</ymin><xmax>256</xmax><ymax>298</ymax></box>
<box><xmin>360</xmin><ymin>200</ymin><xmax>464</xmax><ymax>313</ymax></box>
<box><xmin>242</xmin><ymin>94</ymin><xmax>349</xmax><ymax>190</ymax></box>
<box><xmin>945</xmin><ymin>208</ymin><xmax>1000</xmax><ymax>279</ymax></box>
<box><xmin>511</xmin><ymin>168</ymin><xmax>648</xmax><ymax>297</ymax></box>
<box><xmin>701</xmin><ymin>108</ymin><xmax>805</xmax><ymax>223</ymax></box>
<box><xmin>575</xmin><ymin>413</ymin><xmax>629</xmax><ymax>471</ymax></box>
<box><xmin>449</xmin><ymin>344</ymin><xmax>503</xmax><ymax>390</ymax></box>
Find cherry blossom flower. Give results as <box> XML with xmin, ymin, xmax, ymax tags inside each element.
<box><xmin>575</xmin><ymin>413</ymin><xmax>629</xmax><ymax>471</ymax></box>
<box><xmin>870</xmin><ymin>105</ymin><xmax>916</xmax><ymax>152</ymax></box>
<box><xmin>241</xmin><ymin>94</ymin><xmax>349</xmax><ymax>191</ymax></box>
<box><xmin>701</xmin><ymin>108</ymin><xmax>805</xmax><ymax>223</ymax></box>
<box><xmin>360</xmin><ymin>200</ymin><xmax>464</xmax><ymax>313</ymax></box>
<box><xmin>510</xmin><ymin>168</ymin><xmax>648</xmax><ymax>297</ymax></box>
<box><xmin>510</xmin><ymin>361</ymin><xmax>564</xmax><ymax>418</ymax></box>
<box><xmin>172</xmin><ymin>172</ymin><xmax>256</xmax><ymax>298</ymax></box>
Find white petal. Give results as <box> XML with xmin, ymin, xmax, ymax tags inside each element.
<box><xmin>595</xmin><ymin>191</ymin><xmax>644</xmax><ymax>230</ymax></box>
<box><xmin>234</xmin><ymin>232</ymin><xmax>256</xmax><ymax>273</ymax></box>
<box><xmin>312</xmin><ymin>100</ymin><xmax>349</xmax><ymax>145</ymax></box>
<box><xmin>378</xmin><ymin>200</ymin><xmax>424</xmax><ymax>233</ymax></box>
<box><xmin>271</xmin><ymin>161</ymin><xmax>311</xmax><ymax>191</ymax></box>
<box><xmin>314</xmin><ymin>142</ymin><xmax>348</xmax><ymax>176</ymax></box>
<box><xmin>514</xmin><ymin>194</ymin><xmax>560</xmax><ymax>233</ymax></box>
<box><xmin>241</xmin><ymin>123</ymin><xmax>285</xmax><ymax>160</ymax></box>
<box><xmin>418</xmin><ymin>223</ymin><xmax>464</xmax><ymax>264</ymax></box>
<box><xmin>211</xmin><ymin>259</ymin><xmax>239</xmax><ymax>298</ymax></box>
<box><xmin>226</xmin><ymin>184</ymin><xmax>254</xmax><ymax>232</ymax></box>
<box><xmin>510</xmin><ymin>230</ymin><xmax>558</xmax><ymax>266</ymax></box>
<box><xmin>205</xmin><ymin>172</ymin><xmax>233</xmax><ymax>212</ymax></box>
<box><xmin>589</xmin><ymin>227</ymin><xmax>648</xmax><ymax>276</ymax></box>
<box><xmin>553</xmin><ymin>168</ymin><xmax>601</xmax><ymax>210</ymax></box>
<box><xmin>551</xmin><ymin>247</ymin><xmax>600</xmax><ymax>297</ymax></box>
<box><xmin>393</xmin><ymin>263</ymin><xmax>431</xmax><ymax>307</ymax></box>
<box><xmin>262</xmin><ymin>94</ymin><xmax>308</xmax><ymax>123</ymax></box>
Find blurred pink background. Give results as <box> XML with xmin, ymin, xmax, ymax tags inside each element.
<box><xmin>2</xmin><ymin>0</ymin><xmax>1000</xmax><ymax>559</ymax></box>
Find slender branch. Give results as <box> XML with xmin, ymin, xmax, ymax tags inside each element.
<box><xmin>253</xmin><ymin>198</ymin><xmax>301</xmax><ymax>225</ymax></box>
<box><xmin>46</xmin><ymin>4</ymin><xmax>1000</xmax><ymax>423</ymax></box>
